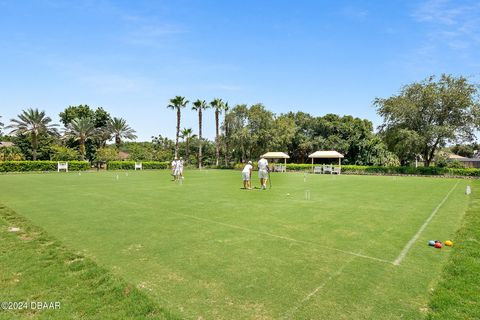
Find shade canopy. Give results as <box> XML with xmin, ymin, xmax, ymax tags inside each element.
<box><xmin>261</xmin><ymin>152</ymin><xmax>290</xmax><ymax>159</ymax></box>
<box><xmin>308</xmin><ymin>150</ymin><xmax>344</xmax><ymax>159</ymax></box>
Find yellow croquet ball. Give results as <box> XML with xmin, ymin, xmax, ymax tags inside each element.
<box><xmin>444</xmin><ymin>240</ymin><xmax>453</xmax><ymax>247</ymax></box>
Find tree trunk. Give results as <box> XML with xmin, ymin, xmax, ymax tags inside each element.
<box><xmin>426</xmin><ymin>137</ymin><xmax>440</xmax><ymax>167</ymax></box>
<box><xmin>186</xmin><ymin>138</ymin><xmax>189</xmax><ymax>163</ymax></box>
<box><xmin>215</xmin><ymin>111</ymin><xmax>219</xmax><ymax>166</ymax></box>
<box><xmin>175</xmin><ymin>108</ymin><xmax>180</xmax><ymax>158</ymax></box>
<box><xmin>198</xmin><ymin>109</ymin><xmax>202</xmax><ymax>169</ymax></box>
<box><xmin>224</xmin><ymin>113</ymin><xmax>229</xmax><ymax>166</ymax></box>
<box><xmin>80</xmin><ymin>138</ymin><xmax>86</xmax><ymax>161</ymax></box>
<box><xmin>31</xmin><ymin>133</ymin><xmax>38</xmax><ymax>161</ymax></box>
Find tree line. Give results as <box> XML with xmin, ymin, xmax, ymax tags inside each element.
<box><xmin>1</xmin><ymin>74</ymin><xmax>479</xmax><ymax>167</ymax></box>
<box><xmin>0</xmin><ymin>106</ymin><xmax>137</xmax><ymax>162</ymax></box>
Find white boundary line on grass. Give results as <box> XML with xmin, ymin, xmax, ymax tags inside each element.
<box><xmin>392</xmin><ymin>181</ymin><xmax>459</xmax><ymax>266</ymax></box>
<box><xmin>281</xmin><ymin>254</ymin><xmax>357</xmax><ymax>319</ymax></box>
<box><xmin>179</xmin><ymin>214</ymin><xmax>392</xmax><ymax>265</ymax></box>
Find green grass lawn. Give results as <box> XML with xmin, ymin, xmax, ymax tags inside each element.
<box><xmin>0</xmin><ymin>170</ymin><xmax>474</xmax><ymax>319</ymax></box>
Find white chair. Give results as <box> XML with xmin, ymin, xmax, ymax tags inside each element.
<box><xmin>274</xmin><ymin>165</ymin><xmax>286</xmax><ymax>172</ymax></box>
<box><xmin>313</xmin><ymin>166</ymin><xmax>322</xmax><ymax>174</ymax></box>
<box><xmin>323</xmin><ymin>165</ymin><xmax>332</xmax><ymax>174</ymax></box>
<box><xmin>57</xmin><ymin>162</ymin><xmax>68</xmax><ymax>172</ymax></box>
<box><xmin>332</xmin><ymin>166</ymin><xmax>341</xmax><ymax>174</ymax></box>
<box><xmin>134</xmin><ymin>162</ymin><xmax>142</xmax><ymax>170</ymax></box>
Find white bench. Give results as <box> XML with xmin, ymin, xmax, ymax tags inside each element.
<box><xmin>313</xmin><ymin>166</ymin><xmax>322</xmax><ymax>174</ymax></box>
<box><xmin>134</xmin><ymin>162</ymin><xmax>142</xmax><ymax>170</ymax></box>
<box><xmin>332</xmin><ymin>166</ymin><xmax>341</xmax><ymax>174</ymax></box>
<box><xmin>57</xmin><ymin>162</ymin><xmax>68</xmax><ymax>172</ymax></box>
<box><xmin>323</xmin><ymin>165</ymin><xmax>332</xmax><ymax>174</ymax></box>
<box><xmin>274</xmin><ymin>165</ymin><xmax>286</xmax><ymax>172</ymax></box>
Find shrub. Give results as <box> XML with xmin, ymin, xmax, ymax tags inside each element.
<box><xmin>232</xmin><ymin>163</ymin><xmax>480</xmax><ymax>177</ymax></box>
<box><xmin>286</xmin><ymin>163</ymin><xmax>312</xmax><ymax>171</ymax></box>
<box><xmin>0</xmin><ymin>146</ymin><xmax>25</xmax><ymax>161</ymax></box>
<box><xmin>107</xmin><ymin>161</ymin><xmax>169</xmax><ymax>170</ymax></box>
<box><xmin>50</xmin><ymin>145</ymin><xmax>79</xmax><ymax>161</ymax></box>
<box><xmin>96</xmin><ymin>147</ymin><xmax>120</xmax><ymax>162</ymax></box>
<box><xmin>447</xmin><ymin>160</ymin><xmax>465</xmax><ymax>169</ymax></box>
<box><xmin>0</xmin><ymin>161</ymin><xmax>90</xmax><ymax>172</ymax></box>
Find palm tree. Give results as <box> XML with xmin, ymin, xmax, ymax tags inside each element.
<box><xmin>223</xmin><ymin>102</ymin><xmax>230</xmax><ymax>165</ymax></box>
<box><xmin>191</xmin><ymin>99</ymin><xmax>209</xmax><ymax>168</ymax></box>
<box><xmin>107</xmin><ymin>117</ymin><xmax>137</xmax><ymax>149</ymax></box>
<box><xmin>63</xmin><ymin>117</ymin><xmax>96</xmax><ymax>160</ymax></box>
<box><xmin>210</xmin><ymin>98</ymin><xmax>227</xmax><ymax>166</ymax></box>
<box><xmin>180</xmin><ymin>128</ymin><xmax>196</xmax><ymax>163</ymax></box>
<box><xmin>0</xmin><ymin>115</ymin><xmax>4</xmax><ymax>134</ymax></box>
<box><xmin>167</xmin><ymin>96</ymin><xmax>189</xmax><ymax>158</ymax></box>
<box><xmin>7</xmin><ymin>108</ymin><xmax>58</xmax><ymax>160</ymax></box>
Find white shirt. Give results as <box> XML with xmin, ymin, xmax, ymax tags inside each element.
<box><xmin>171</xmin><ymin>160</ymin><xmax>176</xmax><ymax>168</ymax></box>
<box><xmin>177</xmin><ymin>160</ymin><xmax>184</xmax><ymax>169</ymax></box>
<box><xmin>258</xmin><ymin>158</ymin><xmax>268</xmax><ymax>170</ymax></box>
<box><xmin>242</xmin><ymin>164</ymin><xmax>253</xmax><ymax>173</ymax></box>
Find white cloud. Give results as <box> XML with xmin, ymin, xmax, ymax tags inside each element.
<box><xmin>341</xmin><ymin>6</ymin><xmax>369</xmax><ymax>20</ymax></box>
<box><xmin>124</xmin><ymin>23</ymin><xmax>185</xmax><ymax>47</ymax></box>
<box><xmin>412</xmin><ymin>0</ymin><xmax>480</xmax><ymax>50</ymax></box>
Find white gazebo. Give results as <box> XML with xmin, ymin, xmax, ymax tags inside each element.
<box><xmin>261</xmin><ymin>152</ymin><xmax>290</xmax><ymax>172</ymax></box>
<box><xmin>308</xmin><ymin>150</ymin><xmax>344</xmax><ymax>174</ymax></box>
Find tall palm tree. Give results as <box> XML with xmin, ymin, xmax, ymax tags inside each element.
<box><xmin>63</xmin><ymin>117</ymin><xmax>96</xmax><ymax>160</ymax></box>
<box><xmin>107</xmin><ymin>117</ymin><xmax>137</xmax><ymax>149</ymax></box>
<box><xmin>223</xmin><ymin>102</ymin><xmax>230</xmax><ymax>165</ymax></box>
<box><xmin>191</xmin><ymin>99</ymin><xmax>209</xmax><ymax>168</ymax></box>
<box><xmin>7</xmin><ymin>108</ymin><xmax>58</xmax><ymax>160</ymax></box>
<box><xmin>180</xmin><ymin>128</ymin><xmax>196</xmax><ymax>164</ymax></box>
<box><xmin>167</xmin><ymin>96</ymin><xmax>189</xmax><ymax>158</ymax></box>
<box><xmin>210</xmin><ymin>98</ymin><xmax>227</xmax><ymax>166</ymax></box>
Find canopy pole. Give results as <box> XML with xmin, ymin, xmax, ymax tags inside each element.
<box><xmin>284</xmin><ymin>158</ymin><xmax>287</xmax><ymax>172</ymax></box>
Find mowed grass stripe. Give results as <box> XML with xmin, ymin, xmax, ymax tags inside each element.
<box><xmin>393</xmin><ymin>181</ymin><xmax>459</xmax><ymax>265</ymax></box>
<box><xmin>427</xmin><ymin>181</ymin><xmax>480</xmax><ymax>320</ymax></box>
<box><xmin>180</xmin><ymin>213</ymin><xmax>392</xmax><ymax>264</ymax></box>
<box><xmin>0</xmin><ymin>171</ymin><xmax>469</xmax><ymax>319</ymax></box>
<box><xmin>281</xmin><ymin>254</ymin><xmax>358</xmax><ymax>319</ymax></box>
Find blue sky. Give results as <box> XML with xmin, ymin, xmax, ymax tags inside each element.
<box><xmin>1</xmin><ymin>0</ymin><xmax>479</xmax><ymax>141</ymax></box>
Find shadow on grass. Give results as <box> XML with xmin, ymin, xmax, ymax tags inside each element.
<box><xmin>0</xmin><ymin>204</ymin><xmax>179</xmax><ymax>320</ymax></box>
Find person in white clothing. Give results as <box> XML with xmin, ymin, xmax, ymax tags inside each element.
<box><xmin>242</xmin><ymin>161</ymin><xmax>253</xmax><ymax>189</ymax></box>
<box><xmin>257</xmin><ymin>157</ymin><xmax>269</xmax><ymax>189</ymax></box>
<box><xmin>171</xmin><ymin>158</ymin><xmax>178</xmax><ymax>181</ymax></box>
<box><xmin>174</xmin><ymin>158</ymin><xmax>183</xmax><ymax>180</ymax></box>
<box><xmin>178</xmin><ymin>157</ymin><xmax>184</xmax><ymax>180</ymax></box>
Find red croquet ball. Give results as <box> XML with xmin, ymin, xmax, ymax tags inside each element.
<box><xmin>434</xmin><ymin>242</ymin><xmax>442</xmax><ymax>249</ymax></box>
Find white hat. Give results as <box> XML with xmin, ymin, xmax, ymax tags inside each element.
<box><xmin>248</xmin><ymin>161</ymin><xmax>252</xmax><ymax>164</ymax></box>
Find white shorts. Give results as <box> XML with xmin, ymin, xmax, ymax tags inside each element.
<box><xmin>242</xmin><ymin>172</ymin><xmax>250</xmax><ymax>181</ymax></box>
<box><xmin>258</xmin><ymin>169</ymin><xmax>268</xmax><ymax>179</ymax></box>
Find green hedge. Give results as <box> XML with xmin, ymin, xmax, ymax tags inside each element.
<box><xmin>282</xmin><ymin>164</ymin><xmax>480</xmax><ymax>177</ymax></box>
<box><xmin>0</xmin><ymin>161</ymin><xmax>90</xmax><ymax>172</ymax></box>
<box><xmin>107</xmin><ymin>161</ymin><xmax>169</xmax><ymax>170</ymax></box>
<box><xmin>232</xmin><ymin>163</ymin><xmax>480</xmax><ymax>177</ymax></box>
